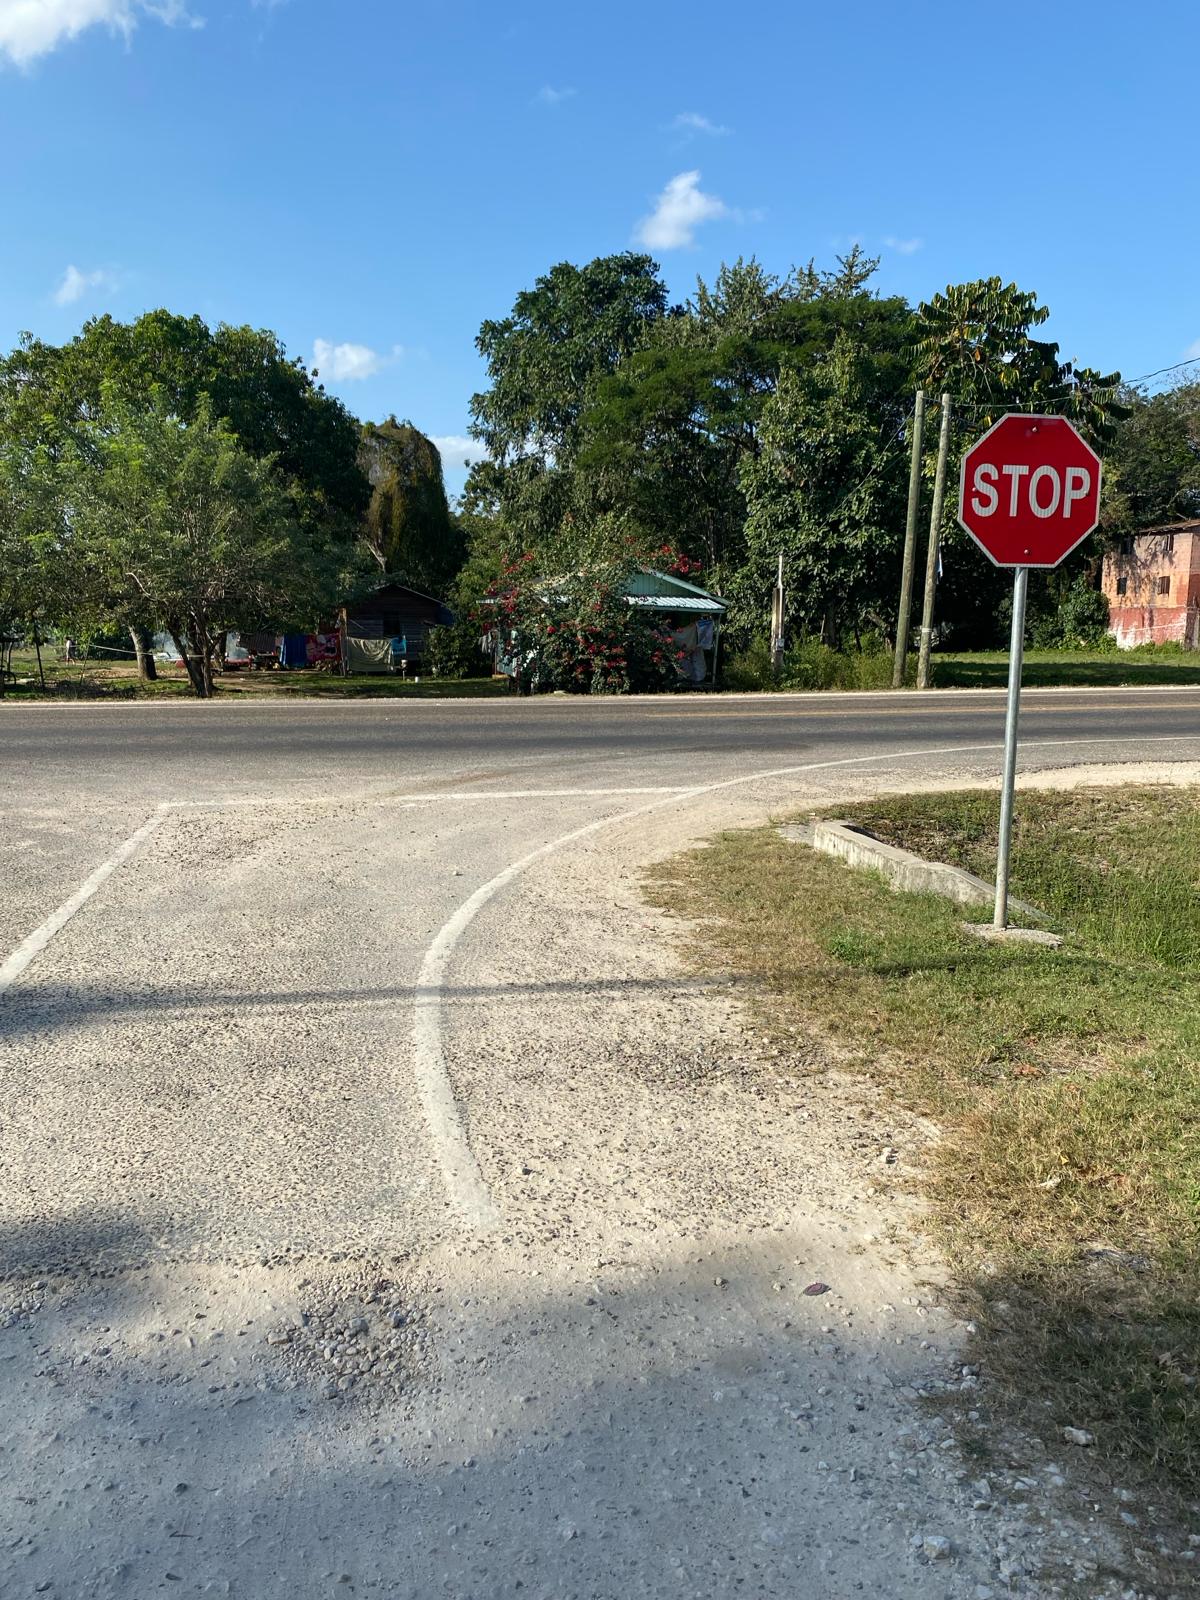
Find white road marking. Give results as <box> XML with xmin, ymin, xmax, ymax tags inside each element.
<box><xmin>414</xmin><ymin>731</ymin><xmax>1200</xmax><ymax>1229</ymax></box>
<box><xmin>0</xmin><ymin>809</ymin><xmax>167</xmax><ymax>997</ymax></box>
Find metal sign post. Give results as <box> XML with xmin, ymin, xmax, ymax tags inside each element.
<box><xmin>993</xmin><ymin>565</ymin><xmax>1029</xmax><ymax>929</ymax></box>
<box><xmin>955</xmin><ymin>415</ymin><xmax>1103</xmax><ymax>935</ymax></box>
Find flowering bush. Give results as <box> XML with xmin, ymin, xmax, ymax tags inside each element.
<box><xmin>654</xmin><ymin>543</ymin><xmax>703</xmax><ymax>580</ymax></box>
<box><xmin>483</xmin><ymin>557</ymin><xmax>683</xmax><ymax>694</ymax></box>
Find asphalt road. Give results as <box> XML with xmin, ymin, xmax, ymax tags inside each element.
<box><xmin>5</xmin><ymin>685</ymin><xmax>1200</xmax><ymax>799</ymax></box>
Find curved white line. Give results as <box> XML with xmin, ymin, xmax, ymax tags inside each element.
<box><xmin>413</xmin><ymin>731</ymin><xmax>1200</xmax><ymax>1229</ymax></box>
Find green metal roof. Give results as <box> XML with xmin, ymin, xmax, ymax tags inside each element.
<box><xmin>621</xmin><ymin>568</ymin><xmax>727</xmax><ymax>613</ymax></box>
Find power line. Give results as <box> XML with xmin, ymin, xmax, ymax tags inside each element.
<box><xmin>926</xmin><ymin>356</ymin><xmax>1200</xmax><ymax>415</ymax></box>
<box><xmin>822</xmin><ymin>418</ymin><xmax>908</xmax><ymax>526</ymax></box>
<box><xmin>1124</xmin><ymin>355</ymin><xmax>1200</xmax><ymax>387</ymax></box>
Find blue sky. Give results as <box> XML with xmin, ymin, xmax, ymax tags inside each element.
<box><xmin>2</xmin><ymin>0</ymin><xmax>1197</xmax><ymax>495</ymax></box>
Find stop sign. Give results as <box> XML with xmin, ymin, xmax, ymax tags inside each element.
<box><xmin>957</xmin><ymin>414</ymin><xmax>1102</xmax><ymax>568</ymax></box>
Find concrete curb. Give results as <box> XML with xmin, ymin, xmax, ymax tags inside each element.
<box><xmin>780</xmin><ymin>819</ymin><xmax>1047</xmax><ymax>923</ymax></box>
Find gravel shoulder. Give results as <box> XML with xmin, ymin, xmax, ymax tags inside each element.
<box><xmin>0</xmin><ymin>752</ymin><xmax>1193</xmax><ymax>1597</ymax></box>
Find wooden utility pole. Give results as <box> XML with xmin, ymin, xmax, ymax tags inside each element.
<box><xmin>770</xmin><ymin>551</ymin><xmax>785</xmax><ymax>672</ymax></box>
<box><xmin>916</xmin><ymin>392</ymin><xmax>953</xmax><ymax>690</ymax></box>
<box><xmin>892</xmin><ymin>390</ymin><xmax>926</xmax><ymax>687</ymax></box>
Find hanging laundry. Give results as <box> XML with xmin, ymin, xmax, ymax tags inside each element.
<box><xmin>346</xmin><ymin>636</ymin><xmax>394</xmax><ymax>672</ymax></box>
<box><xmin>279</xmin><ymin>634</ymin><xmax>308</xmax><ymax>669</ymax></box>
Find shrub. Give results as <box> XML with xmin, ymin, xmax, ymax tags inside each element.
<box><xmin>723</xmin><ymin>639</ymin><xmax>777</xmax><ymax>690</ymax></box>
<box><xmin>723</xmin><ymin>634</ymin><xmax>906</xmax><ymax>692</ymax></box>
<box><xmin>1029</xmin><ymin>577</ymin><xmax>1112</xmax><ymax>650</ymax></box>
<box><xmin>425</xmin><ymin>620</ymin><xmax>489</xmax><ymax>679</ymax></box>
<box><xmin>1129</xmin><ymin>639</ymin><xmax>1188</xmax><ymax>657</ymax></box>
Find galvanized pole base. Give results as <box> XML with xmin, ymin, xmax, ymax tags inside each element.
<box><xmin>994</xmin><ymin>565</ymin><xmax>1029</xmax><ymax>929</ymax></box>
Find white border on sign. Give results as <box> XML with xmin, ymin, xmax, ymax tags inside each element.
<box><xmin>956</xmin><ymin>413</ymin><xmax>1103</xmax><ymax>570</ymax></box>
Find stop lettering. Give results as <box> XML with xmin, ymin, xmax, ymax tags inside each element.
<box><xmin>957</xmin><ymin>414</ymin><xmax>1102</xmax><ymax>569</ymax></box>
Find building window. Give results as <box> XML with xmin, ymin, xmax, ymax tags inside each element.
<box><xmin>1166</xmin><ymin>533</ymin><xmax>1176</xmax><ymax>553</ymax></box>
<box><xmin>1158</xmin><ymin>576</ymin><xmax>1171</xmax><ymax>596</ymax></box>
<box><xmin>1116</xmin><ymin>576</ymin><xmax>1128</xmax><ymax>596</ymax></box>
<box><xmin>1120</xmin><ymin>536</ymin><xmax>1134</xmax><ymax>555</ymax></box>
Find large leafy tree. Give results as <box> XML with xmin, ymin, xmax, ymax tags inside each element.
<box><xmin>0</xmin><ymin>312</ymin><xmax>368</xmax><ymax>531</ymax></box>
<box><xmin>360</xmin><ymin>419</ymin><xmax>463</xmax><ymax>594</ymax></box>
<box><xmin>62</xmin><ymin>394</ymin><xmax>347</xmax><ymax>697</ymax></box>
<box><xmin>577</xmin><ymin>255</ymin><xmax>915</xmax><ymax>601</ymax></box>
<box><xmin>914</xmin><ymin>278</ymin><xmax>1122</xmax><ymax>443</ymax></box>
<box><xmin>0</xmin><ymin>438</ymin><xmax>59</xmax><ymax>692</ymax></box>
<box><xmin>469</xmin><ymin>252</ymin><xmax>669</xmax><ymax>462</ymax></box>
<box><xmin>738</xmin><ymin>341</ymin><xmax>909</xmax><ymax>646</ymax></box>
<box><xmin>0</xmin><ymin>312</ymin><xmax>369</xmax><ymax>671</ymax></box>
<box><xmin>466</xmin><ymin>252</ymin><xmax>669</xmax><ymax>548</ymax></box>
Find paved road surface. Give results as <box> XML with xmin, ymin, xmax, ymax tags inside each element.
<box><xmin>0</xmin><ymin>689</ymin><xmax>1195</xmax><ymax>1599</ymax></box>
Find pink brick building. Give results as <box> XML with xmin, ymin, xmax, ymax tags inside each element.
<box><xmin>1101</xmin><ymin>519</ymin><xmax>1200</xmax><ymax>648</ymax></box>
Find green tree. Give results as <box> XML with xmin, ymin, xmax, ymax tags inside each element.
<box><xmin>0</xmin><ymin>312</ymin><xmax>369</xmax><ymax>671</ymax></box>
<box><xmin>63</xmin><ymin>394</ymin><xmax>347</xmax><ymax>697</ymax></box>
<box><xmin>466</xmin><ymin>253</ymin><xmax>669</xmax><ymax>548</ymax></box>
<box><xmin>360</xmin><ymin>419</ymin><xmax>464</xmax><ymax>594</ymax></box>
<box><xmin>1102</xmin><ymin>381</ymin><xmax>1200</xmax><ymax>533</ymax></box>
<box><xmin>914</xmin><ymin>278</ymin><xmax>1123</xmax><ymax>442</ymax></box>
<box><xmin>0</xmin><ymin>439</ymin><xmax>54</xmax><ymax>692</ymax></box>
<box><xmin>738</xmin><ymin>343</ymin><xmax>908</xmax><ymax>646</ymax></box>
<box><xmin>470</xmin><ymin>252</ymin><xmax>668</xmax><ymax>462</ymax></box>
<box><xmin>577</xmin><ymin>255</ymin><xmax>915</xmax><ymax>599</ymax></box>
<box><xmin>914</xmin><ymin>279</ymin><xmax>1123</xmax><ymax>646</ymax></box>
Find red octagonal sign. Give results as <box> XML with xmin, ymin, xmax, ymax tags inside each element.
<box><xmin>958</xmin><ymin>414</ymin><xmax>1102</xmax><ymax>569</ymax></box>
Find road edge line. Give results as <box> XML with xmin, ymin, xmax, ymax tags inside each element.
<box><xmin>0</xmin><ymin>809</ymin><xmax>168</xmax><ymax>996</ymax></box>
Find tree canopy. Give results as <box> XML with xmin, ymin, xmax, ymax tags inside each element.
<box><xmin>360</xmin><ymin>419</ymin><xmax>464</xmax><ymax>595</ymax></box>
<box><xmin>59</xmin><ymin>393</ymin><xmax>350</xmax><ymax>697</ymax></box>
<box><xmin>2</xmin><ymin>252</ymin><xmax>1161</xmax><ymax>696</ymax></box>
<box><xmin>0</xmin><ymin>311</ymin><xmax>369</xmax><ymax>546</ymax></box>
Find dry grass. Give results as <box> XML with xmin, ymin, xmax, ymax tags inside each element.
<box><xmin>649</xmin><ymin>786</ymin><xmax>1200</xmax><ymax>1497</ymax></box>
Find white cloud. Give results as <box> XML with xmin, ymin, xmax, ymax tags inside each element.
<box><xmin>430</xmin><ymin>434</ymin><xmax>489</xmax><ymax>467</ymax></box>
<box><xmin>1184</xmin><ymin>338</ymin><xmax>1200</xmax><ymax>360</ymax></box>
<box><xmin>536</xmin><ymin>84</ymin><xmax>575</xmax><ymax>105</ymax></box>
<box><xmin>884</xmin><ymin>235</ymin><xmax>924</xmax><ymax>256</ymax></box>
<box><xmin>672</xmin><ymin>111</ymin><xmax>730</xmax><ymax>137</ymax></box>
<box><xmin>311</xmin><ymin>339</ymin><xmax>403</xmax><ymax>383</ymax></box>
<box><xmin>0</xmin><ymin>0</ymin><xmax>201</xmax><ymax>69</ymax></box>
<box><xmin>53</xmin><ymin>263</ymin><xmax>117</xmax><ymax>305</ymax></box>
<box><xmin>635</xmin><ymin>170</ymin><xmax>728</xmax><ymax>251</ymax></box>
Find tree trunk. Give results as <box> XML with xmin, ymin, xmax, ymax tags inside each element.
<box><xmin>168</xmin><ymin>622</ymin><xmax>208</xmax><ymax>698</ymax></box>
<box><xmin>129</xmin><ymin>624</ymin><xmax>157</xmax><ymax>681</ymax></box>
<box><xmin>194</xmin><ymin>617</ymin><xmax>216</xmax><ymax>698</ymax></box>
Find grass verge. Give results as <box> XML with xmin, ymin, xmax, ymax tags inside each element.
<box><xmin>933</xmin><ymin>647</ymin><xmax>1200</xmax><ymax>689</ymax></box>
<box><xmin>0</xmin><ymin>656</ymin><xmax>509</xmax><ymax>700</ymax></box>
<box><xmin>649</xmin><ymin>785</ymin><xmax>1200</xmax><ymax>1497</ymax></box>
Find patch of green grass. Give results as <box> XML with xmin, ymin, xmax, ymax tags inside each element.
<box><xmin>1</xmin><ymin>659</ymin><xmax>509</xmax><ymax>701</ymax></box>
<box><xmin>649</xmin><ymin>786</ymin><xmax>1200</xmax><ymax>1496</ymax></box>
<box><xmin>934</xmin><ymin>647</ymin><xmax>1200</xmax><ymax>689</ymax></box>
